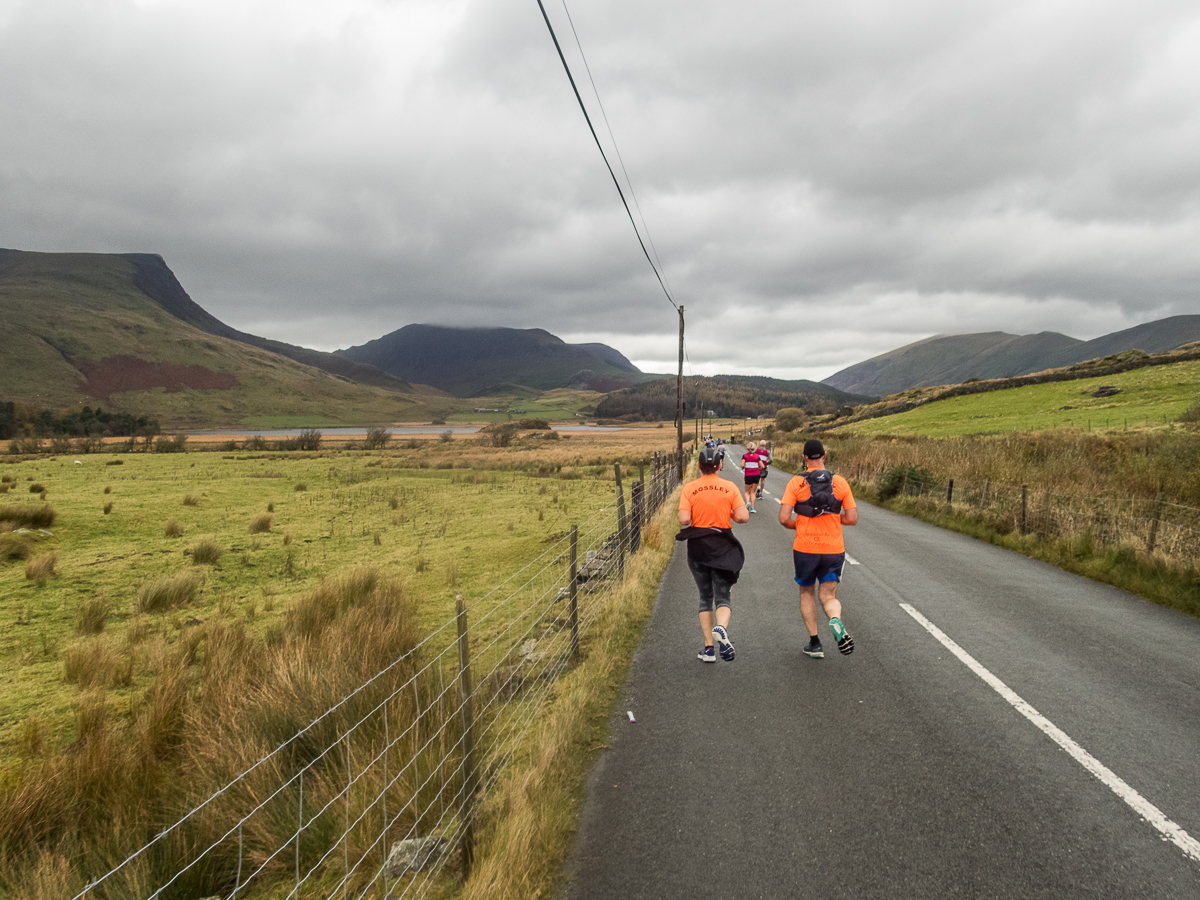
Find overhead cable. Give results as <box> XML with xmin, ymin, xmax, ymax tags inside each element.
<box><xmin>557</xmin><ymin>0</ymin><xmax>675</xmax><ymax>300</ymax></box>
<box><xmin>534</xmin><ymin>0</ymin><xmax>677</xmax><ymax>310</ymax></box>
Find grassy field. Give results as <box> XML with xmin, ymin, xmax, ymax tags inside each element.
<box><xmin>0</xmin><ymin>427</ymin><xmax>685</xmax><ymax>897</ymax></box>
<box><xmin>0</xmin><ymin>445</ymin><xmax>651</xmax><ymax>759</ymax></box>
<box><xmin>841</xmin><ymin>360</ymin><xmax>1200</xmax><ymax>437</ymax></box>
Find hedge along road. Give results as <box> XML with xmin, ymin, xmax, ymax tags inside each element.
<box><xmin>558</xmin><ymin>448</ymin><xmax>1200</xmax><ymax>899</ymax></box>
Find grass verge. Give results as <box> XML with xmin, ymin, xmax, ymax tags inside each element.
<box><xmin>456</xmin><ymin>481</ymin><xmax>683</xmax><ymax>900</ymax></box>
<box><xmin>858</xmin><ymin>488</ymin><xmax>1200</xmax><ymax>619</ymax></box>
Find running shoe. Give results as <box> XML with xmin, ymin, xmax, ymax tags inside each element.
<box><xmin>712</xmin><ymin>625</ymin><xmax>735</xmax><ymax>661</ymax></box>
<box><xmin>748</xmin><ymin>506</ymin><xmax>757</xmax><ymax>513</ymax></box>
<box><xmin>830</xmin><ymin>617</ymin><xmax>855</xmax><ymax>656</ymax></box>
<box><xmin>802</xmin><ymin>638</ymin><xmax>825</xmax><ymax>659</ymax></box>
<box><xmin>756</xmin><ymin>488</ymin><xmax>763</xmax><ymax>499</ymax></box>
<box><xmin>697</xmin><ymin>646</ymin><xmax>716</xmax><ymax>663</ymax></box>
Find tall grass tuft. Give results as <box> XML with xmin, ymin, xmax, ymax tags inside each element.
<box><xmin>164</xmin><ymin>518</ymin><xmax>184</xmax><ymax>537</ymax></box>
<box><xmin>1</xmin><ymin>532</ymin><xmax>32</xmax><ymax>563</ymax></box>
<box><xmin>190</xmin><ymin>538</ymin><xmax>223</xmax><ymax>566</ymax></box>
<box><xmin>135</xmin><ymin>570</ymin><xmax>203</xmax><ymax>613</ymax></box>
<box><xmin>63</xmin><ymin>640</ymin><xmax>119</xmax><ymax>688</ymax></box>
<box><xmin>182</xmin><ymin>494</ymin><xmax>200</xmax><ymax>507</ymax></box>
<box><xmin>24</xmin><ymin>553</ymin><xmax>56</xmax><ymax>585</ymax></box>
<box><xmin>0</xmin><ymin>504</ymin><xmax>56</xmax><ymax>528</ymax></box>
<box><xmin>75</xmin><ymin>595</ymin><xmax>111</xmax><ymax>634</ymax></box>
<box><xmin>249</xmin><ymin>513</ymin><xmax>273</xmax><ymax>534</ymax></box>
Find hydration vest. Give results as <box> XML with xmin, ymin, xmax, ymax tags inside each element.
<box><xmin>794</xmin><ymin>469</ymin><xmax>842</xmax><ymax>518</ymax></box>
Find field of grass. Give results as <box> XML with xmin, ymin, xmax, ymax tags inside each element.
<box><xmin>441</xmin><ymin>389</ymin><xmax>605</xmax><ymax>424</ymax></box>
<box><xmin>0</xmin><ymin>448</ymin><xmax>645</xmax><ymax>761</ymax></box>
<box><xmin>841</xmin><ymin>360</ymin><xmax>1200</xmax><ymax>437</ymax></box>
<box><xmin>0</xmin><ymin>429</ymin><xmax>687</xmax><ymax>897</ymax></box>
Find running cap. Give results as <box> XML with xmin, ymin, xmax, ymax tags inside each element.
<box><xmin>698</xmin><ymin>447</ymin><xmax>722</xmax><ymax>470</ymax></box>
<box><xmin>802</xmin><ymin>439</ymin><xmax>825</xmax><ymax>459</ymax></box>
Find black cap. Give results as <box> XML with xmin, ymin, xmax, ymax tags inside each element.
<box><xmin>803</xmin><ymin>439</ymin><xmax>825</xmax><ymax>459</ymax></box>
<box><xmin>698</xmin><ymin>446</ymin><xmax>721</xmax><ymax>469</ymax></box>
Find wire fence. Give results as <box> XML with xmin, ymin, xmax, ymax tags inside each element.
<box><xmin>77</xmin><ymin>453</ymin><xmax>682</xmax><ymax>900</ymax></box>
<box><xmin>772</xmin><ymin>450</ymin><xmax>1200</xmax><ymax>570</ymax></box>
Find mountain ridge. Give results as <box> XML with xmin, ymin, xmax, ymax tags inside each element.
<box><xmin>823</xmin><ymin>317</ymin><xmax>1200</xmax><ymax>396</ymax></box>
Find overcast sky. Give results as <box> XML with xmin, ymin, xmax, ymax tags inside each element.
<box><xmin>3</xmin><ymin>0</ymin><xmax>1199</xmax><ymax>381</ymax></box>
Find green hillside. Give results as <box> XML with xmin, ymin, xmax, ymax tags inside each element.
<box><xmin>0</xmin><ymin>249</ymin><xmax>430</xmax><ymax>429</ymax></box>
<box><xmin>838</xmin><ymin>360</ymin><xmax>1200</xmax><ymax>437</ymax></box>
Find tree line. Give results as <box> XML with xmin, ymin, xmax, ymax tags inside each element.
<box><xmin>594</xmin><ymin>375</ymin><xmax>850</xmax><ymax>422</ymax></box>
<box><xmin>0</xmin><ymin>401</ymin><xmax>159</xmax><ymax>441</ymax></box>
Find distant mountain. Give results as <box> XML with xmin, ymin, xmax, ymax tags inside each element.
<box><xmin>823</xmin><ymin>317</ymin><xmax>1200</xmax><ymax>396</ymax></box>
<box><xmin>594</xmin><ymin>374</ymin><xmax>869</xmax><ymax>422</ymax></box>
<box><xmin>338</xmin><ymin>324</ymin><xmax>647</xmax><ymax>396</ymax></box>
<box><xmin>1041</xmin><ymin>316</ymin><xmax>1200</xmax><ymax>368</ymax></box>
<box><xmin>124</xmin><ymin>253</ymin><xmax>408</xmax><ymax>390</ymax></box>
<box><xmin>0</xmin><ymin>249</ymin><xmax>425</xmax><ymax>428</ymax></box>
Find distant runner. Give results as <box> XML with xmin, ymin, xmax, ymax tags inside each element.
<box><xmin>779</xmin><ymin>439</ymin><xmax>858</xmax><ymax>658</ymax></box>
<box><xmin>739</xmin><ymin>445</ymin><xmax>762</xmax><ymax>513</ymax></box>
<box><xmin>678</xmin><ymin>447</ymin><xmax>749</xmax><ymax>663</ymax></box>
<box><xmin>756</xmin><ymin>440</ymin><xmax>771</xmax><ymax>500</ymax></box>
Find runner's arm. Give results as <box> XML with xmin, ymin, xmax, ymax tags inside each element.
<box><xmin>778</xmin><ymin>504</ymin><xmax>795</xmax><ymax>529</ymax></box>
<box><xmin>841</xmin><ymin>507</ymin><xmax>858</xmax><ymax>526</ymax></box>
<box><xmin>678</xmin><ymin>508</ymin><xmax>692</xmax><ymax>526</ymax></box>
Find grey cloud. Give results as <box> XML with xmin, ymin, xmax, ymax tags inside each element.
<box><xmin>2</xmin><ymin>0</ymin><xmax>1199</xmax><ymax>382</ymax></box>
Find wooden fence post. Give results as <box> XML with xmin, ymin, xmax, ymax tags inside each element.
<box><xmin>631</xmin><ymin>480</ymin><xmax>645</xmax><ymax>554</ymax></box>
<box><xmin>946</xmin><ymin>478</ymin><xmax>954</xmax><ymax>505</ymax></box>
<box><xmin>568</xmin><ymin>527</ymin><xmax>579</xmax><ymax>660</ymax></box>
<box><xmin>455</xmin><ymin>595</ymin><xmax>477</xmax><ymax>876</ymax></box>
<box><xmin>614</xmin><ymin>464</ymin><xmax>627</xmax><ymax>579</ymax></box>
<box><xmin>1147</xmin><ymin>492</ymin><xmax>1165</xmax><ymax>553</ymax></box>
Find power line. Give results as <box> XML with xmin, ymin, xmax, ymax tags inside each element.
<box><xmin>534</xmin><ymin>0</ymin><xmax>677</xmax><ymax>311</ymax></box>
<box><xmin>557</xmin><ymin>0</ymin><xmax>675</xmax><ymax>301</ymax></box>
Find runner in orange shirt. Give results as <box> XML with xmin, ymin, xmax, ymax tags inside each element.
<box><xmin>678</xmin><ymin>446</ymin><xmax>749</xmax><ymax>662</ymax></box>
<box><xmin>779</xmin><ymin>439</ymin><xmax>858</xmax><ymax>658</ymax></box>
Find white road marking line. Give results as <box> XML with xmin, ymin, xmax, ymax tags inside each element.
<box><xmin>845</xmin><ymin>553</ymin><xmax>860</xmax><ymax>566</ymax></box>
<box><xmin>899</xmin><ymin>602</ymin><xmax>1200</xmax><ymax>864</ymax></box>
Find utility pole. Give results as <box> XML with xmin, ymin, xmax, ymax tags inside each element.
<box><xmin>677</xmin><ymin>305</ymin><xmax>685</xmax><ymax>480</ymax></box>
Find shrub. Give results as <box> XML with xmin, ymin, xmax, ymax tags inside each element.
<box><xmin>879</xmin><ymin>464</ymin><xmax>936</xmax><ymax>500</ymax></box>
<box><xmin>517</xmin><ymin>418</ymin><xmax>551</xmax><ymax>430</ymax></box>
<box><xmin>24</xmin><ymin>553</ymin><xmax>56</xmax><ymax>585</ymax></box>
<box><xmin>243</xmin><ymin>435</ymin><xmax>269</xmax><ymax>451</ymax></box>
<box><xmin>190</xmin><ymin>538</ymin><xmax>223</xmax><ymax>566</ymax></box>
<box><xmin>164</xmin><ymin>519</ymin><xmax>184</xmax><ymax>538</ymax></box>
<box><xmin>363</xmin><ymin>427</ymin><xmax>391</xmax><ymax>450</ymax></box>
<box><xmin>29</xmin><ymin>483</ymin><xmax>45</xmax><ymax>494</ymax></box>
<box><xmin>775</xmin><ymin>408</ymin><xmax>805</xmax><ymax>432</ymax></box>
<box><xmin>296</xmin><ymin>428</ymin><xmax>322</xmax><ymax>451</ymax></box>
<box><xmin>135</xmin><ymin>570</ymin><xmax>203</xmax><ymax>612</ymax></box>
<box><xmin>75</xmin><ymin>595</ymin><xmax>112</xmax><ymax>634</ymax></box>
<box><xmin>249</xmin><ymin>513</ymin><xmax>273</xmax><ymax>534</ymax></box>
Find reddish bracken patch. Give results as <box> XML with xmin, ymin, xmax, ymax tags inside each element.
<box><xmin>75</xmin><ymin>356</ymin><xmax>240</xmax><ymax>398</ymax></box>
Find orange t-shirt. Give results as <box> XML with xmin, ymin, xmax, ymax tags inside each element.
<box><xmin>781</xmin><ymin>470</ymin><xmax>856</xmax><ymax>554</ymax></box>
<box><xmin>679</xmin><ymin>473</ymin><xmax>746</xmax><ymax>528</ymax></box>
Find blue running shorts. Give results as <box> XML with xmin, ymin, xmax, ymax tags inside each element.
<box><xmin>793</xmin><ymin>551</ymin><xmax>845</xmax><ymax>586</ymax></box>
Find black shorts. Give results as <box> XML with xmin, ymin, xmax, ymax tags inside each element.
<box><xmin>793</xmin><ymin>551</ymin><xmax>845</xmax><ymax>586</ymax></box>
<box><xmin>744</xmin><ymin>474</ymin><xmax>760</xmax><ymax>485</ymax></box>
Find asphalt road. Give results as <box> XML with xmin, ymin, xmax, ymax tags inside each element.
<box><xmin>558</xmin><ymin>451</ymin><xmax>1200</xmax><ymax>899</ymax></box>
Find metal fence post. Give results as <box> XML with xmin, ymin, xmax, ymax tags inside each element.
<box><xmin>455</xmin><ymin>595</ymin><xmax>477</xmax><ymax>877</ymax></box>
<box><xmin>569</xmin><ymin>526</ymin><xmax>579</xmax><ymax>660</ymax></box>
